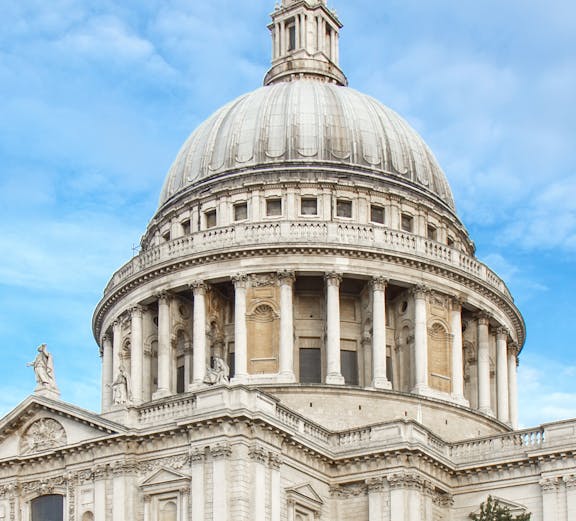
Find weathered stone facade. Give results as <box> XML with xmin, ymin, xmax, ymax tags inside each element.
<box><xmin>1</xmin><ymin>1</ymin><xmax>575</xmax><ymax>520</ymax></box>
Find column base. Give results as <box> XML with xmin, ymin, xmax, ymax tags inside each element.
<box><xmin>278</xmin><ymin>372</ymin><xmax>297</xmax><ymax>384</ymax></box>
<box><xmin>152</xmin><ymin>388</ymin><xmax>171</xmax><ymax>400</ymax></box>
<box><xmin>411</xmin><ymin>383</ymin><xmax>430</xmax><ymax>395</ymax></box>
<box><xmin>479</xmin><ymin>406</ymin><xmax>494</xmax><ymax>416</ymax></box>
<box><xmin>326</xmin><ymin>373</ymin><xmax>345</xmax><ymax>385</ymax></box>
<box><xmin>451</xmin><ymin>394</ymin><xmax>470</xmax><ymax>407</ymax></box>
<box><xmin>372</xmin><ymin>378</ymin><xmax>392</xmax><ymax>390</ymax></box>
<box><xmin>231</xmin><ymin>375</ymin><xmax>249</xmax><ymax>385</ymax></box>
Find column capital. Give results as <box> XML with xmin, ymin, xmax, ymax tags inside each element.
<box><xmin>324</xmin><ymin>271</ymin><xmax>342</xmax><ymax>287</ymax></box>
<box><xmin>232</xmin><ymin>273</ymin><xmax>249</xmax><ymax>288</ymax></box>
<box><xmin>130</xmin><ymin>305</ymin><xmax>145</xmax><ymax>318</ymax></box>
<box><xmin>112</xmin><ymin>319</ymin><xmax>122</xmax><ymax>331</ymax></box>
<box><xmin>101</xmin><ymin>334</ymin><xmax>111</xmax><ymax>344</ymax></box>
<box><xmin>371</xmin><ymin>277</ymin><xmax>388</xmax><ymax>292</ymax></box>
<box><xmin>496</xmin><ymin>327</ymin><xmax>509</xmax><ymax>340</ymax></box>
<box><xmin>476</xmin><ymin>311</ymin><xmax>492</xmax><ymax>326</ymax></box>
<box><xmin>450</xmin><ymin>295</ymin><xmax>465</xmax><ymax>310</ymax></box>
<box><xmin>190</xmin><ymin>281</ymin><xmax>209</xmax><ymax>295</ymax></box>
<box><xmin>277</xmin><ymin>270</ymin><xmax>296</xmax><ymax>286</ymax></box>
<box><xmin>508</xmin><ymin>342</ymin><xmax>520</xmax><ymax>356</ymax></box>
<box><xmin>411</xmin><ymin>284</ymin><xmax>429</xmax><ymax>299</ymax></box>
<box><xmin>155</xmin><ymin>291</ymin><xmax>172</xmax><ymax>305</ymax></box>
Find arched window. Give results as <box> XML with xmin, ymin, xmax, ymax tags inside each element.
<box><xmin>160</xmin><ymin>500</ymin><xmax>177</xmax><ymax>521</ymax></box>
<box><xmin>82</xmin><ymin>512</ymin><xmax>95</xmax><ymax>521</ymax></box>
<box><xmin>31</xmin><ymin>495</ymin><xmax>64</xmax><ymax>521</ymax></box>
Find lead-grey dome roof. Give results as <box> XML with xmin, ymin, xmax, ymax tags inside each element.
<box><xmin>159</xmin><ymin>81</ymin><xmax>455</xmax><ymax>210</ymax></box>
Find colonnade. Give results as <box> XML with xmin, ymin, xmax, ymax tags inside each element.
<box><xmin>100</xmin><ymin>272</ymin><xmax>519</xmax><ymax>428</ymax></box>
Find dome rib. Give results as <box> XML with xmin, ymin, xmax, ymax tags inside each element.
<box><xmin>159</xmin><ymin>81</ymin><xmax>456</xmax><ymax>211</ymax></box>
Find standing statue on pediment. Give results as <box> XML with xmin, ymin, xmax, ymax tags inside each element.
<box><xmin>27</xmin><ymin>344</ymin><xmax>59</xmax><ymax>396</ymax></box>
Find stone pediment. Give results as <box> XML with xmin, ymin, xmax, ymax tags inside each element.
<box><xmin>141</xmin><ymin>467</ymin><xmax>190</xmax><ymax>487</ymax></box>
<box><xmin>470</xmin><ymin>496</ymin><xmax>528</xmax><ymax>516</ymax></box>
<box><xmin>0</xmin><ymin>395</ymin><xmax>126</xmax><ymax>460</ymax></box>
<box><xmin>286</xmin><ymin>483</ymin><xmax>324</xmax><ymax>506</ymax></box>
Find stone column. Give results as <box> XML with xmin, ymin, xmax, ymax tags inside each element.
<box><xmin>541</xmin><ymin>478</ymin><xmax>559</xmax><ymax>520</ymax></box>
<box><xmin>130</xmin><ymin>306</ymin><xmax>144</xmax><ymax>404</ymax></box>
<box><xmin>180</xmin><ymin>488</ymin><xmax>190</xmax><ymax>521</ymax></box>
<box><xmin>250</xmin><ymin>445</ymin><xmax>267</xmax><ymax>521</ymax></box>
<box><xmin>190</xmin><ymin>449</ymin><xmax>205</xmax><ymax>521</ymax></box>
<box><xmin>143</xmin><ymin>496</ymin><xmax>151</xmax><ymax>521</ymax></box>
<box><xmin>496</xmin><ymin>327</ymin><xmax>510</xmax><ymax>424</ymax></box>
<box><xmin>450</xmin><ymin>298</ymin><xmax>466</xmax><ymax>403</ymax></box>
<box><xmin>371</xmin><ymin>277</ymin><xmax>392</xmax><ymax>389</ymax></box>
<box><xmin>154</xmin><ymin>292</ymin><xmax>171</xmax><ymax>399</ymax></box>
<box><xmin>278</xmin><ymin>271</ymin><xmax>296</xmax><ymax>383</ymax></box>
<box><xmin>508</xmin><ymin>343</ymin><xmax>520</xmax><ymax>429</ymax></box>
<box><xmin>367</xmin><ymin>479</ymin><xmax>386</xmax><ymax>521</ymax></box>
<box><xmin>101</xmin><ymin>335</ymin><xmax>113</xmax><ymax>411</ymax></box>
<box><xmin>112</xmin><ymin>319</ymin><xmax>122</xmax><ymax>382</ymax></box>
<box><xmin>270</xmin><ymin>454</ymin><xmax>282</xmax><ymax>521</ymax></box>
<box><xmin>412</xmin><ymin>286</ymin><xmax>429</xmax><ymax>394</ymax></box>
<box><xmin>565</xmin><ymin>476</ymin><xmax>576</xmax><ymax>520</ymax></box>
<box><xmin>477</xmin><ymin>314</ymin><xmax>492</xmax><ymax>415</ymax></box>
<box><xmin>233</xmin><ymin>275</ymin><xmax>249</xmax><ymax>383</ymax></box>
<box><xmin>211</xmin><ymin>445</ymin><xmax>231</xmax><ymax>520</ymax></box>
<box><xmin>325</xmin><ymin>272</ymin><xmax>345</xmax><ymax>385</ymax></box>
<box><xmin>191</xmin><ymin>282</ymin><xmax>208</xmax><ymax>387</ymax></box>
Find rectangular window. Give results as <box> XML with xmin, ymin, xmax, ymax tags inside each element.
<box><xmin>427</xmin><ymin>224</ymin><xmax>437</xmax><ymax>241</ymax></box>
<box><xmin>176</xmin><ymin>365</ymin><xmax>185</xmax><ymax>394</ymax></box>
<box><xmin>370</xmin><ymin>205</ymin><xmax>385</xmax><ymax>224</ymax></box>
<box><xmin>266</xmin><ymin>198</ymin><xmax>282</xmax><ymax>217</ymax></box>
<box><xmin>301</xmin><ymin>197</ymin><xmax>318</xmax><ymax>216</ymax></box>
<box><xmin>162</xmin><ymin>231</ymin><xmax>171</xmax><ymax>243</ymax></box>
<box><xmin>341</xmin><ymin>350</ymin><xmax>358</xmax><ymax>386</ymax></box>
<box><xmin>288</xmin><ymin>24</ymin><xmax>296</xmax><ymax>51</ymax></box>
<box><xmin>447</xmin><ymin>236</ymin><xmax>455</xmax><ymax>248</ymax></box>
<box><xmin>234</xmin><ymin>202</ymin><xmax>248</xmax><ymax>221</ymax></box>
<box><xmin>401</xmin><ymin>213</ymin><xmax>413</xmax><ymax>232</ymax></box>
<box><xmin>299</xmin><ymin>348</ymin><xmax>321</xmax><ymax>384</ymax></box>
<box><xmin>336</xmin><ymin>199</ymin><xmax>352</xmax><ymax>218</ymax></box>
<box><xmin>181</xmin><ymin>219</ymin><xmax>191</xmax><ymax>235</ymax></box>
<box><xmin>205</xmin><ymin>209</ymin><xmax>217</xmax><ymax>229</ymax></box>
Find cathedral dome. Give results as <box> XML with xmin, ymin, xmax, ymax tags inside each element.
<box><xmin>159</xmin><ymin>81</ymin><xmax>456</xmax><ymax>211</ymax></box>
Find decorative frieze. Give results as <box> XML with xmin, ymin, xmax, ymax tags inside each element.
<box><xmin>138</xmin><ymin>454</ymin><xmax>191</xmax><ymax>473</ymax></box>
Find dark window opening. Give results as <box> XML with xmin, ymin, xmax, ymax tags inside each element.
<box><xmin>176</xmin><ymin>365</ymin><xmax>185</xmax><ymax>394</ymax></box>
<box><xmin>205</xmin><ymin>209</ymin><xmax>217</xmax><ymax>229</ymax></box>
<box><xmin>370</xmin><ymin>205</ymin><xmax>385</xmax><ymax>224</ymax></box>
<box><xmin>341</xmin><ymin>350</ymin><xmax>358</xmax><ymax>385</ymax></box>
<box><xmin>427</xmin><ymin>224</ymin><xmax>437</xmax><ymax>241</ymax></box>
<box><xmin>181</xmin><ymin>219</ymin><xmax>191</xmax><ymax>235</ymax></box>
<box><xmin>266</xmin><ymin>198</ymin><xmax>282</xmax><ymax>217</ymax></box>
<box><xmin>288</xmin><ymin>24</ymin><xmax>296</xmax><ymax>51</ymax></box>
<box><xmin>32</xmin><ymin>495</ymin><xmax>64</xmax><ymax>521</ymax></box>
<box><xmin>301</xmin><ymin>197</ymin><xmax>318</xmax><ymax>216</ymax></box>
<box><xmin>401</xmin><ymin>214</ymin><xmax>413</xmax><ymax>233</ymax></box>
<box><xmin>234</xmin><ymin>202</ymin><xmax>248</xmax><ymax>221</ymax></box>
<box><xmin>299</xmin><ymin>348</ymin><xmax>321</xmax><ymax>383</ymax></box>
<box><xmin>336</xmin><ymin>199</ymin><xmax>352</xmax><ymax>218</ymax></box>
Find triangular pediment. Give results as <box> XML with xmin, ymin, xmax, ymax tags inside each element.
<box><xmin>471</xmin><ymin>496</ymin><xmax>528</xmax><ymax>516</ymax></box>
<box><xmin>141</xmin><ymin>467</ymin><xmax>190</xmax><ymax>488</ymax></box>
<box><xmin>0</xmin><ymin>395</ymin><xmax>126</xmax><ymax>461</ymax></box>
<box><xmin>286</xmin><ymin>483</ymin><xmax>324</xmax><ymax>506</ymax></box>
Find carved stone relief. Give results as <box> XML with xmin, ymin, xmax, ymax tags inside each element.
<box><xmin>20</xmin><ymin>418</ymin><xmax>67</xmax><ymax>455</ymax></box>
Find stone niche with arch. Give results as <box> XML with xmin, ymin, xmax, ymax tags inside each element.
<box><xmin>140</xmin><ymin>467</ymin><xmax>190</xmax><ymax>521</ymax></box>
<box><xmin>246</xmin><ymin>275</ymin><xmax>281</xmax><ymax>375</ymax></box>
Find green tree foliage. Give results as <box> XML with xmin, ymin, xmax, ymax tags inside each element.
<box><xmin>470</xmin><ymin>496</ymin><xmax>531</xmax><ymax>521</ymax></box>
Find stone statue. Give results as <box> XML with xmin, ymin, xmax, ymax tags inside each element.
<box><xmin>204</xmin><ymin>356</ymin><xmax>230</xmax><ymax>385</ymax></box>
<box><xmin>27</xmin><ymin>344</ymin><xmax>59</xmax><ymax>395</ymax></box>
<box><xmin>112</xmin><ymin>365</ymin><xmax>132</xmax><ymax>405</ymax></box>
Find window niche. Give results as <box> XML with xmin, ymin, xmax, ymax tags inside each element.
<box><xmin>286</xmin><ymin>484</ymin><xmax>323</xmax><ymax>521</ymax></box>
<box><xmin>140</xmin><ymin>468</ymin><xmax>190</xmax><ymax>521</ymax></box>
<box><xmin>336</xmin><ymin>199</ymin><xmax>352</xmax><ymax>218</ymax></box>
<box><xmin>204</xmin><ymin>209</ymin><xmax>217</xmax><ymax>229</ymax></box>
<box><xmin>370</xmin><ymin>204</ymin><xmax>385</xmax><ymax>224</ymax></box>
<box><xmin>234</xmin><ymin>202</ymin><xmax>248</xmax><ymax>222</ymax></box>
<box><xmin>427</xmin><ymin>224</ymin><xmax>437</xmax><ymax>241</ymax></box>
<box><xmin>401</xmin><ymin>213</ymin><xmax>414</xmax><ymax>232</ymax></box>
<box><xmin>266</xmin><ymin>198</ymin><xmax>283</xmax><ymax>217</ymax></box>
<box><xmin>301</xmin><ymin>197</ymin><xmax>318</xmax><ymax>216</ymax></box>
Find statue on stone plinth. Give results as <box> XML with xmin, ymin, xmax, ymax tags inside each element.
<box><xmin>204</xmin><ymin>356</ymin><xmax>230</xmax><ymax>385</ymax></box>
<box><xmin>27</xmin><ymin>344</ymin><xmax>59</xmax><ymax>396</ymax></box>
<box><xmin>112</xmin><ymin>365</ymin><xmax>132</xmax><ymax>405</ymax></box>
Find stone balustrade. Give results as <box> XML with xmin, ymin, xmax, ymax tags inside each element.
<box><xmin>104</xmin><ymin>220</ymin><xmax>511</xmax><ymax>299</ymax></box>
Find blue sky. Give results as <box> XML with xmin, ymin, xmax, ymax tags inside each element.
<box><xmin>0</xmin><ymin>0</ymin><xmax>574</xmax><ymax>428</ymax></box>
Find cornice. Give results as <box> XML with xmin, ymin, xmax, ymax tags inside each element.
<box><xmin>93</xmin><ymin>244</ymin><xmax>524</xmax><ymax>347</ymax></box>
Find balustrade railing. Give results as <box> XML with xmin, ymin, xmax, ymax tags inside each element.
<box><xmin>104</xmin><ymin>220</ymin><xmax>510</xmax><ymax>298</ymax></box>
